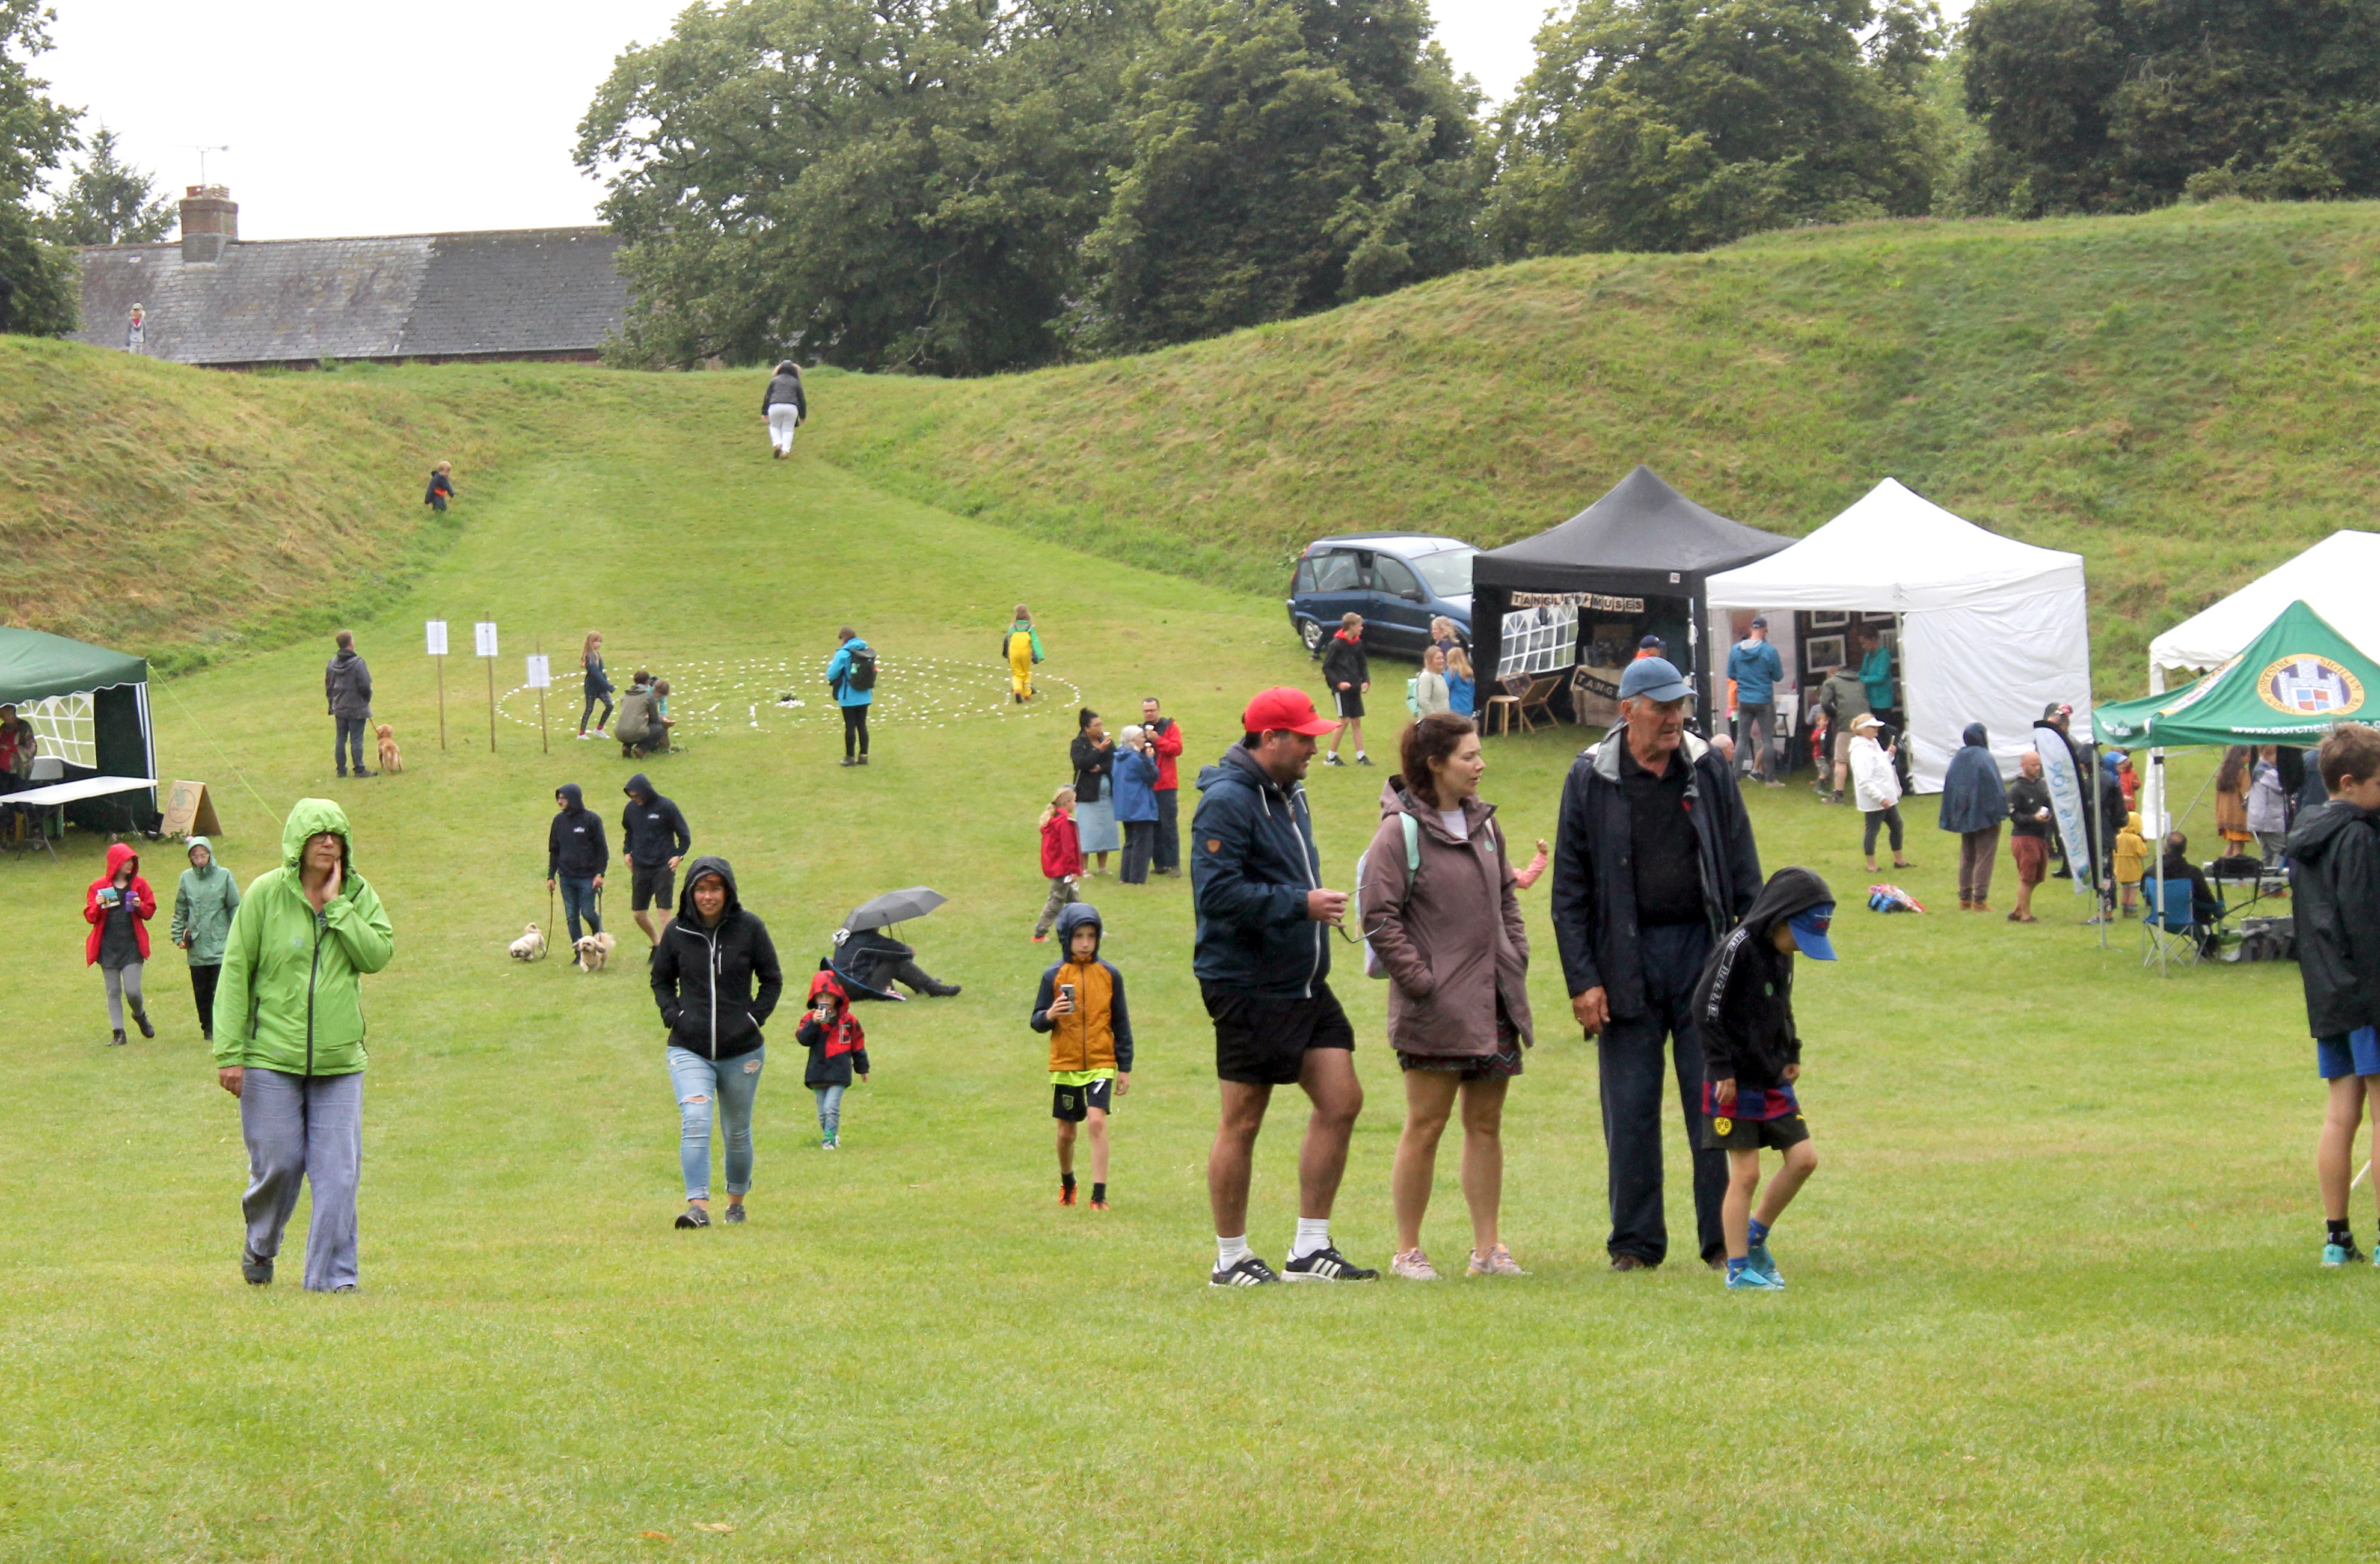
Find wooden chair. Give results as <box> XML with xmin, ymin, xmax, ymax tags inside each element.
<box><xmin>1483</xmin><ymin>695</ymin><xmax>1521</xmax><ymax>736</ymax></box>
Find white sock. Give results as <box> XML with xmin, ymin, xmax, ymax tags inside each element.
<box><xmin>1290</xmin><ymin>1217</ymin><xmax>1331</xmax><ymax>1260</ymax></box>
<box><xmin>1216</xmin><ymin>1234</ymin><xmax>1253</xmax><ymax>1269</ymax></box>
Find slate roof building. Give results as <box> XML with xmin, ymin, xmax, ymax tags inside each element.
<box><xmin>73</xmin><ymin>187</ymin><xmax>629</xmax><ymax>369</ymax></box>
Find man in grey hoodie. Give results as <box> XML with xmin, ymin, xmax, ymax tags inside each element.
<box><xmin>324</xmin><ymin>631</ymin><xmax>374</xmax><ymax>778</ymax></box>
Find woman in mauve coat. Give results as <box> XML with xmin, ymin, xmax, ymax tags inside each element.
<box><xmin>1357</xmin><ymin>713</ymin><xmax>1535</xmax><ymax>1283</ymax></box>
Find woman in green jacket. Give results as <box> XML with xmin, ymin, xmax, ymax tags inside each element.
<box><xmin>212</xmin><ymin>800</ymin><xmax>394</xmax><ymax>1292</ymax></box>
<box><xmin>170</xmin><ymin>836</ymin><xmax>240</xmax><ymax>1043</ymax></box>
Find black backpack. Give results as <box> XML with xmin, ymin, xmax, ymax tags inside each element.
<box><xmin>844</xmin><ymin>645</ymin><xmax>878</xmax><ymax>693</ymax></box>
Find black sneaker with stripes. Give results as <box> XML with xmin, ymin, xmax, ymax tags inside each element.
<box><xmin>1210</xmin><ymin>1254</ymin><xmax>1281</xmax><ymax>1287</ymax></box>
<box><xmin>1282</xmin><ymin>1246</ymin><xmax>1378</xmax><ymax>1282</ymax></box>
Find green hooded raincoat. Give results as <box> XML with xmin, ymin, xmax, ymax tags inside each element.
<box><xmin>170</xmin><ymin>836</ymin><xmax>242</xmax><ymax>966</ymax></box>
<box><xmin>210</xmin><ymin>800</ymin><xmax>394</xmax><ymax>1076</ymax></box>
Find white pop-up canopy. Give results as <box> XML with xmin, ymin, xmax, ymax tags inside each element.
<box><xmin>1706</xmin><ymin>478</ymin><xmax>2093</xmax><ymax>790</ymax></box>
<box><xmin>2147</xmin><ymin>530</ymin><xmax>2380</xmax><ymax>690</ymax></box>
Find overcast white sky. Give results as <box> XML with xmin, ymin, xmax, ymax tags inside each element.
<box><xmin>37</xmin><ymin>1</ymin><xmax>1960</xmax><ymax>241</ymax></box>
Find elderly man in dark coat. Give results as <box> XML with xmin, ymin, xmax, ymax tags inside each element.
<box><xmin>1550</xmin><ymin>657</ymin><xmax>1762</xmax><ymax>1271</ymax></box>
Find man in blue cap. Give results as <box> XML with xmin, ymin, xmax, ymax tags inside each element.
<box><xmin>1550</xmin><ymin>655</ymin><xmax>1762</xmax><ymax>1271</ymax></box>
<box><xmin>1691</xmin><ymin>865</ymin><xmax>1837</xmax><ymax>1290</ymax></box>
<box><xmin>1726</xmin><ymin>616</ymin><xmax>1785</xmax><ymax>787</ymax></box>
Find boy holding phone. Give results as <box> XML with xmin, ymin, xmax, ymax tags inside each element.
<box><xmin>1029</xmin><ymin>903</ymin><xmax>1133</xmax><ymax>1209</ymax></box>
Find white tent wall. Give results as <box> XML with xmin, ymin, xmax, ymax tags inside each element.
<box><xmin>2145</xmin><ymin>529</ymin><xmax>2380</xmax><ymax>691</ymax></box>
<box><xmin>1901</xmin><ymin>584</ymin><xmax>2096</xmax><ymax>790</ymax></box>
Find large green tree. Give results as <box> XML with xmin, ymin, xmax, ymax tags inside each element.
<box><xmin>0</xmin><ymin>0</ymin><xmax>81</xmax><ymax>334</ymax></box>
<box><xmin>1963</xmin><ymin>0</ymin><xmax>2380</xmax><ymax>214</ymax></box>
<box><xmin>1076</xmin><ymin>0</ymin><xmax>1482</xmax><ymax>354</ymax></box>
<box><xmin>1487</xmin><ymin>0</ymin><xmax>1946</xmax><ymax>257</ymax></box>
<box><xmin>44</xmin><ymin>126</ymin><xmax>174</xmax><ymax>247</ymax></box>
<box><xmin>577</xmin><ymin>0</ymin><xmax>1150</xmax><ymax>375</ymax></box>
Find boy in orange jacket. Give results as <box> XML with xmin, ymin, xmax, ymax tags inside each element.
<box><xmin>1029</xmin><ymin>903</ymin><xmax>1133</xmax><ymax>1209</ymax></box>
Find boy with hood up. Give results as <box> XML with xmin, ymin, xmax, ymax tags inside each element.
<box><xmin>1690</xmin><ymin>866</ymin><xmax>1838</xmax><ymax>1290</ymax></box>
<box><xmin>1029</xmin><ymin>903</ymin><xmax>1133</xmax><ymax>1210</ymax></box>
<box><xmin>171</xmin><ymin>836</ymin><xmax>241</xmax><ymax>1042</ymax></box>
<box><xmin>2285</xmin><ymin>723</ymin><xmax>2380</xmax><ymax>1267</ymax></box>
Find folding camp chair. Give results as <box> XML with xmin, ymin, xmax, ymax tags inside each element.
<box><xmin>2138</xmin><ymin>877</ymin><xmax>2207</xmax><ymax>969</ymax></box>
<box><xmin>1513</xmin><ymin>673</ymin><xmax>1563</xmax><ymax>732</ymax></box>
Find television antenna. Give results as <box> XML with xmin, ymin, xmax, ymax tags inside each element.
<box><xmin>192</xmin><ymin>144</ymin><xmax>230</xmax><ymax>188</ymax></box>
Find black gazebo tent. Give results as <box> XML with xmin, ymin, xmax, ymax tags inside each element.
<box><xmin>0</xmin><ymin>627</ymin><xmax>156</xmax><ymax>829</ymax></box>
<box><xmin>1471</xmin><ymin>467</ymin><xmax>1791</xmax><ymax>729</ymax></box>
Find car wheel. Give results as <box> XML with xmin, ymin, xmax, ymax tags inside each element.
<box><xmin>1299</xmin><ymin>618</ymin><xmax>1325</xmax><ymax>657</ymax></box>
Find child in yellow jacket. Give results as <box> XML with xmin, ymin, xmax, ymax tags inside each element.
<box><xmin>2114</xmin><ymin>811</ymin><xmax>2148</xmax><ymax>913</ymax></box>
<box><xmin>1028</xmin><ymin>903</ymin><xmax>1131</xmax><ymax>1210</ymax></box>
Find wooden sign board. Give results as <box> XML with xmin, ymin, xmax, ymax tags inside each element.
<box><xmin>159</xmin><ymin>780</ymin><xmax>222</xmax><ymax>839</ymax></box>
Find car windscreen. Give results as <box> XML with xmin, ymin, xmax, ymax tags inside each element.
<box><xmin>1409</xmin><ymin>548</ymin><xmax>1476</xmax><ymax>599</ymax></box>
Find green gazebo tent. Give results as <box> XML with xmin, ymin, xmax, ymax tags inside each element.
<box><xmin>0</xmin><ymin>626</ymin><xmax>156</xmax><ymax>828</ymax></box>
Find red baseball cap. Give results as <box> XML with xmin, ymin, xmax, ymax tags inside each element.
<box><xmin>1241</xmin><ymin>687</ymin><xmax>1339</xmax><ymax>736</ymax></box>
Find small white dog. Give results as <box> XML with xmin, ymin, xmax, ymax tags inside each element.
<box><xmin>508</xmin><ymin>922</ymin><xmax>546</xmax><ymax>961</ymax></box>
<box><xmin>575</xmin><ymin>931</ymin><xmax>617</xmax><ymax>972</ymax></box>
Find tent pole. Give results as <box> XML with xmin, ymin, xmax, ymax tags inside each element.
<box><xmin>2094</xmin><ymin>746</ymin><xmax>2108</xmax><ymax>948</ymax></box>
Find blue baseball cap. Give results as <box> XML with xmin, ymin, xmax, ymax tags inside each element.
<box><xmin>1618</xmin><ymin>656</ymin><xmax>1693</xmax><ymax>703</ymax></box>
<box><xmin>1788</xmin><ymin>904</ymin><xmax>1838</xmax><ymax>961</ymax></box>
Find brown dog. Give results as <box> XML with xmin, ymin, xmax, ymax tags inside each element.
<box><xmin>574</xmin><ymin>931</ymin><xmax>616</xmax><ymax>972</ymax></box>
<box><xmin>376</xmin><ymin>723</ymin><xmax>405</xmax><ymax>774</ymax></box>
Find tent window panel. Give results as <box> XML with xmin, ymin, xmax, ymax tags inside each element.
<box><xmin>26</xmin><ymin>693</ymin><xmax>96</xmax><ymax>768</ymax></box>
<box><xmin>1311</xmin><ymin>551</ymin><xmax>1361</xmax><ymax>592</ymax></box>
<box><xmin>1498</xmin><ymin>605</ymin><xmax>1579</xmax><ymax>680</ymax></box>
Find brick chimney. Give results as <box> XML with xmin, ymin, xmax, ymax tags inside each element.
<box><xmin>180</xmin><ymin>185</ymin><xmax>237</xmax><ymax>263</ymax></box>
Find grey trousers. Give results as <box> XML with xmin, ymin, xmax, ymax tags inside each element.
<box><xmin>102</xmin><ymin>960</ymin><xmax>145</xmax><ymax>1030</ymax></box>
<box><xmin>240</xmin><ymin>1068</ymin><xmax>364</xmax><ymax>1291</ymax></box>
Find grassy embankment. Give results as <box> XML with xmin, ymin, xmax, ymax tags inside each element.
<box><xmin>810</xmin><ymin>198</ymin><xmax>2380</xmax><ymax>694</ymax></box>
<box><xmin>1</xmin><ymin>351</ymin><xmax>2372</xmax><ymax>1561</ymax></box>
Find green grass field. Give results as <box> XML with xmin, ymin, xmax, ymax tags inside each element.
<box><xmin>4</xmin><ymin>366</ymin><xmax>2372</xmax><ymax>1562</ymax></box>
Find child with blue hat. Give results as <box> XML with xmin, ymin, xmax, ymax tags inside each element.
<box><xmin>1688</xmin><ymin>865</ymin><xmax>1838</xmax><ymax>1289</ymax></box>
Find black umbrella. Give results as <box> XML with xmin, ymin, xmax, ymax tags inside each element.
<box><xmin>844</xmin><ymin>886</ymin><xmax>947</xmax><ymax>932</ymax></box>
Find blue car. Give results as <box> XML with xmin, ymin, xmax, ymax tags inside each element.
<box><xmin>1287</xmin><ymin>533</ymin><xmax>1477</xmax><ymax>659</ymax></box>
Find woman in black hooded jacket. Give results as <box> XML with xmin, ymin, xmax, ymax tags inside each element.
<box><xmin>649</xmin><ymin>856</ymin><xmax>783</xmax><ymax>1228</ymax></box>
<box><xmin>763</xmin><ymin>361</ymin><xmax>806</xmax><ymax>459</ymax></box>
<box><xmin>1937</xmin><ymin>723</ymin><xmax>2010</xmax><ymax>912</ymax></box>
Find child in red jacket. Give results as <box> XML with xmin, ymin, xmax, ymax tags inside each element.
<box><xmin>796</xmin><ymin>968</ymin><xmax>871</xmax><ymax>1151</ymax></box>
<box><xmin>84</xmin><ymin>841</ymin><xmax>157</xmax><ymax>1044</ymax></box>
<box><xmin>1034</xmin><ymin>785</ymin><xmax>1082</xmax><ymax>943</ymax></box>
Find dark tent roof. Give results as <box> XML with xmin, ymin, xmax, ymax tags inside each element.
<box><xmin>1473</xmin><ymin>465</ymin><xmax>1791</xmax><ymax>596</ymax></box>
<box><xmin>0</xmin><ymin>627</ymin><xmax>147</xmax><ymax>707</ymax></box>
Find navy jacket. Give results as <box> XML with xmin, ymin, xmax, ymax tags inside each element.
<box><xmin>621</xmin><ymin>774</ymin><xmax>692</xmax><ymax>866</ymax></box>
<box><xmin>1549</xmin><ymin>726</ymin><xmax>1762</xmax><ymax>1019</ymax></box>
<box><xmin>2289</xmin><ymin>800</ymin><xmax>2380</xmax><ymax>1037</ymax></box>
<box><xmin>1191</xmin><ymin>744</ymin><xmax>1330</xmax><ymax>999</ymax></box>
<box><xmin>547</xmin><ymin>785</ymin><xmax>610</xmax><ymax>878</ymax></box>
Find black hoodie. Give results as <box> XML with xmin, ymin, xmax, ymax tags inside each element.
<box><xmin>2287</xmin><ymin>799</ymin><xmax>2380</xmax><ymax>1037</ymax></box>
<box><xmin>621</xmin><ymin>773</ymin><xmax>692</xmax><ymax>866</ymax></box>
<box><xmin>547</xmin><ymin>784</ymin><xmax>610</xmax><ymax>878</ymax></box>
<box><xmin>648</xmin><ymin>856</ymin><xmax>783</xmax><ymax>1060</ymax></box>
<box><xmin>1691</xmin><ymin>866</ymin><xmax>1833</xmax><ymax>1093</ymax></box>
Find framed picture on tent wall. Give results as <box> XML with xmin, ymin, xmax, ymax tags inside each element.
<box><xmin>1809</xmin><ymin>610</ymin><xmax>1848</xmax><ymax>630</ymax></box>
<box><xmin>1806</xmin><ymin>635</ymin><xmax>1845</xmax><ymax>672</ymax></box>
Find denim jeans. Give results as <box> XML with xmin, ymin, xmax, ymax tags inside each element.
<box><xmin>814</xmin><ymin>1083</ymin><xmax>847</xmax><ymax>1142</ymax></box>
<box><xmin>667</xmin><ymin>1045</ymin><xmax>764</xmax><ymax>1199</ymax></box>
<box><xmin>557</xmin><ymin>876</ymin><xmax>601</xmax><ymax>943</ymax></box>
<box><xmin>334</xmin><ymin>716</ymin><xmax>368</xmax><ymax>774</ymax></box>
<box><xmin>1596</xmin><ymin>921</ymin><xmax>1725</xmax><ymax>1266</ymax></box>
<box><xmin>241</xmin><ymin>1067</ymin><xmax>364</xmax><ymax>1291</ymax></box>
<box><xmin>1154</xmin><ymin>788</ymin><xmax>1181</xmax><ymax>872</ymax></box>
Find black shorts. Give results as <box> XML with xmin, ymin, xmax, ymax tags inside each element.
<box><xmin>1333</xmin><ymin>688</ymin><xmax>1364</xmax><ymax>722</ymax></box>
<box><xmin>1204</xmin><ymin>982</ymin><xmax>1355</xmax><ymax>1086</ymax></box>
<box><xmin>1701</xmin><ymin>1111</ymin><xmax>1810</xmax><ymax>1153</ymax></box>
<box><xmin>631</xmin><ymin>860</ymin><xmax>676</xmax><ymax>912</ymax></box>
<box><xmin>1051</xmin><ymin>1078</ymin><xmax>1114</xmax><ymax>1122</ymax></box>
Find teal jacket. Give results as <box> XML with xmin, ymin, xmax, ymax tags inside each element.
<box><xmin>169</xmin><ymin>836</ymin><xmax>242</xmax><ymax>965</ymax></box>
<box><xmin>212</xmin><ymin>799</ymin><xmax>394</xmax><ymax>1076</ymax></box>
<box><xmin>1860</xmin><ymin>643</ymin><xmax>1894</xmax><ymax>712</ymax></box>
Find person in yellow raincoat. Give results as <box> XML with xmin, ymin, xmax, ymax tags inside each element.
<box><xmin>1004</xmin><ymin>605</ymin><xmax>1045</xmax><ymax>703</ymax></box>
<box><xmin>2113</xmin><ymin>809</ymin><xmax>2147</xmax><ymax>915</ymax></box>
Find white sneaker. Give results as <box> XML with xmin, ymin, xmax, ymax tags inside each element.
<box><xmin>1391</xmin><ymin>1248</ymin><xmax>1440</xmax><ymax>1281</ymax></box>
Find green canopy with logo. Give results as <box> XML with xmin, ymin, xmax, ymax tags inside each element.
<box><xmin>2094</xmin><ymin>600</ymin><xmax>2380</xmax><ymax>750</ymax></box>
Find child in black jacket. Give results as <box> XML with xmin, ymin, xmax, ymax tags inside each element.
<box><xmin>796</xmin><ymin>966</ymin><xmax>870</xmax><ymax>1150</ymax></box>
<box><xmin>2287</xmin><ymin>724</ymin><xmax>2380</xmax><ymax>1266</ymax></box>
<box><xmin>1691</xmin><ymin>865</ymin><xmax>1837</xmax><ymax>1291</ymax></box>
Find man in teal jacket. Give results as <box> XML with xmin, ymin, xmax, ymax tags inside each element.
<box><xmin>1725</xmin><ymin>618</ymin><xmax>1785</xmax><ymax>787</ymax></box>
<box><xmin>826</xmin><ymin>627</ymin><xmax>874</xmax><ymax>766</ymax></box>
<box><xmin>213</xmin><ymin>799</ymin><xmax>394</xmax><ymax>1291</ymax></box>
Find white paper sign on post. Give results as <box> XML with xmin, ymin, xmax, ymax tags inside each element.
<box><xmin>474</xmin><ymin>621</ymin><xmax>499</xmax><ymax>658</ymax></box>
<box><xmin>425</xmin><ymin>619</ymin><xmax>449</xmax><ymax>657</ymax></box>
<box><xmin>526</xmin><ymin>655</ymin><xmax>551</xmax><ymax>688</ymax></box>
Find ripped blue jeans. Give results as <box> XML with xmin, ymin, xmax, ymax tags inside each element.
<box><xmin>666</xmin><ymin>1045</ymin><xmax>764</xmax><ymax>1200</ymax></box>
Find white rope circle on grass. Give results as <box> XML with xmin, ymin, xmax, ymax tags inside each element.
<box><xmin>494</xmin><ymin>655</ymin><xmax>1084</xmax><ymax>737</ymax></box>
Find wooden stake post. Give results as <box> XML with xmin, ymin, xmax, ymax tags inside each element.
<box><xmin>426</xmin><ymin>619</ymin><xmax>450</xmax><ymax>749</ymax></box>
<box><xmin>527</xmin><ymin>644</ymin><xmax>553</xmax><ymax>754</ymax></box>
<box><xmin>476</xmin><ymin>618</ymin><xmax>500</xmax><ymax>752</ymax></box>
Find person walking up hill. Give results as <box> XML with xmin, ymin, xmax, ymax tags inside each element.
<box><xmin>213</xmin><ymin>799</ymin><xmax>395</xmax><ymax>1291</ymax></box>
<box><xmin>764</xmin><ymin>361</ymin><xmax>806</xmax><ymax>459</ymax></box>
<box><xmin>1003</xmin><ymin>606</ymin><xmax>1044</xmax><ymax>704</ymax></box>
<box><xmin>325</xmin><ymin>630</ymin><xmax>374</xmax><ymax>779</ymax></box>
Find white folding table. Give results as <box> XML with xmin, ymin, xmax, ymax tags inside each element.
<box><xmin>2</xmin><ymin>775</ymin><xmax>156</xmax><ymax>862</ymax></box>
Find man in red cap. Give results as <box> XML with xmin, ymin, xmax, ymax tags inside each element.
<box><xmin>1189</xmin><ymin>687</ymin><xmax>1375</xmax><ymax>1286</ymax></box>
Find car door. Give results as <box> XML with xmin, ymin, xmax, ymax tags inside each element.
<box><xmin>1300</xmin><ymin>548</ymin><xmax>1367</xmax><ymax>645</ymax></box>
<box><xmin>1366</xmin><ymin>553</ymin><xmax>1431</xmax><ymax>653</ymax></box>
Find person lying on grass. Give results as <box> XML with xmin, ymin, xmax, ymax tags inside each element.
<box><xmin>2286</xmin><ymin>722</ymin><xmax>2380</xmax><ymax>1268</ymax></box>
<box><xmin>1691</xmin><ymin>866</ymin><xmax>1838</xmax><ymax>1292</ymax></box>
<box><xmin>1031</xmin><ymin>903</ymin><xmax>1132</xmax><ymax>1211</ymax></box>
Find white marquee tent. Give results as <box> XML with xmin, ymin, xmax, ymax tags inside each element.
<box><xmin>2146</xmin><ymin>529</ymin><xmax>2380</xmax><ymax>690</ymax></box>
<box><xmin>1706</xmin><ymin>478</ymin><xmax>2093</xmax><ymax>791</ymax></box>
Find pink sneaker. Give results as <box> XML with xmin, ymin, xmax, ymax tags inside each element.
<box><xmin>1390</xmin><ymin>1248</ymin><xmax>1440</xmax><ymax>1281</ymax></box>
<box><xmin>1467</xmin><ymin>1244</ymin><xmax>1527</xmax><ymax>1277</ymax></box>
